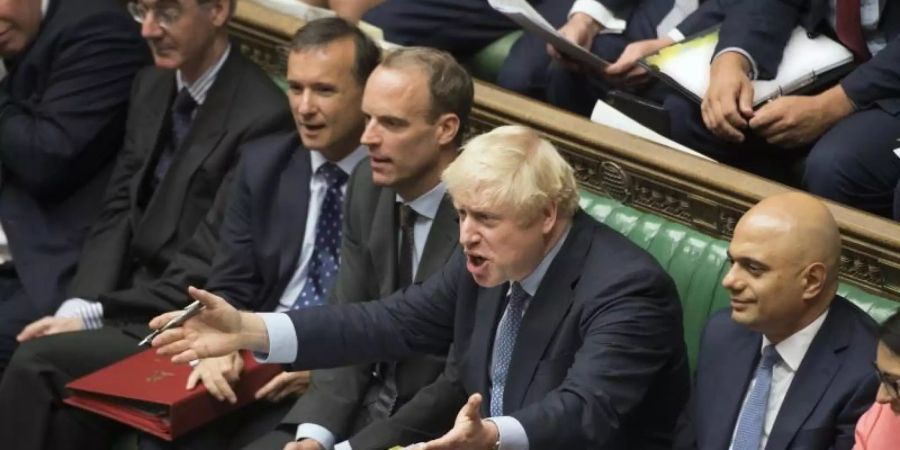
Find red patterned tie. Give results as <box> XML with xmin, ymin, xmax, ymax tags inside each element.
<box><xmin>835</xmin><ymin>0</ymin><xmax>872</xmax><ymax>61</ymax></box>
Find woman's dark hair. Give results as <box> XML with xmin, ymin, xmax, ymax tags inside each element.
<box><xmin>878</xmin><ymin>310</ymin><xmax>900</xmax><ymax>355</ymax></box>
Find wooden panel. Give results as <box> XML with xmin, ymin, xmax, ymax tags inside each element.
<box><xmin>230</xmin><ymin>2</ymin><xmax>900</xmax><ymax>300</ymax></box>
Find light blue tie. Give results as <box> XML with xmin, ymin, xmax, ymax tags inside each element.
<box><xmin>489</xmin><ymin>282</ymin><xmax>530</xmax><ymax>417</ymax></box>
<box><xmin>732</xmin><ymin>344</ymin><xmax>781</xmax><ymax>450</ymax></box>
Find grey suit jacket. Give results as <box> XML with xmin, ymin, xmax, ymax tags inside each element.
<box><xmin>280</xmin><ymin>159</ymin><xmax>458</xmax><ymax>443</ymax></box>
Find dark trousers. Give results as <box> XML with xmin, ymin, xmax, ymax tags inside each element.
<box><xmin>497</xmin><ymin>0</ymin><xmax>670</xmax><ymax>115</ymax></box>
<box><xmin>0</xmin><ymin>274</ymin><xmax>39</xmax><ymax>380</ymax></box>
<box><xmin>661</xmin><ymin>91</ymin><xmax>805</xmax><ymax>184</ymax></box>
<box><xmin>0</xmin><ymin>326</ymin><xmax>143</xmax><ymax>450</ymax></box>
<box><xmin>364</xmin><ymin>0</ymin><xmax>548</xmax><ymax>59</ymax></box>
<box><xmin>803</xmin><ymin>107</ymin><xmax>900</xmax><ymax>219</ymax></box>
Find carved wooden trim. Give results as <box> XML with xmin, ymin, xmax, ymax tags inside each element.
<box><xmin>230</xmin><ymin>2</ymin><xmax>900</xmax><ymax>301</ymax></box>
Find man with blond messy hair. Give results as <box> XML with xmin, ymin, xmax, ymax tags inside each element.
<box><xmin>150</xmin><ymin>125</ymin><xmax>690</xmax><ymax>450</ymax></box>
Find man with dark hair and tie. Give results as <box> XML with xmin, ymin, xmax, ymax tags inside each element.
<box><xmin>674</xmin><ymin>192</ymin><xmax>879</xmax><ymax>450</ymax></box>
<box><xmin>246</xmin><ymin>46</ymin><xmax>471</xmax><ymax>450</ymax></box>
<box><xmin>151</xmin><ymin>125</ymin><xmax>691</xmax><ymax>450</ymax></box>
<box><xmin>0</xmin><ymin>0</ymin><xmax>298</xmax><ymax>448</ymax></box>
<box><xmin>0</xmin><ymin>0</ymin><xmax>150</xmax><ymax>375</ymax></box>
<box><xmin>664</xmin><ymin>0</ymin><xmax>900</xmax><ymax>214</ymax></box>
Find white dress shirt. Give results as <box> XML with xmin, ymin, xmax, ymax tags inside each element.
<box><xmin>571</xmin><ymin>0</ymin><xmax>697</xmax><ymax>38</ymax></box>
<box><xmin>295</xmin><ymin>182</ymin><xmax>449</xmax><ymax>449</ymax></box>
<box><xmin>274</xmin><ymin>147</ymin><xmax>368</xmax><ymax>313</ymax></box>
<box><xmin>728</xmin><ymin>309</ymin><xmax>830</xmax><ymax>450</ymax></box>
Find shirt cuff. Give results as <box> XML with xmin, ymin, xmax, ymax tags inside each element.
<box><xmin>569</xmin><ymin>0</ymin><xmax>626</xmax><ymax>34</ymax></box>
<box><xmin>668</xmin><ymin>28</ymin><xmax>686</xmax><ymax>43</ymax></box>
<box><xmin>487</xmin><ymin>416</ymin><xmax>529</xmax><ymax>450</ymax></box>
<box><xmin>55</xmin><ymin>298</ymin><xmax>104</xmax><ymax>330</ymax></box>
<box><xmin>252</xmin><ymin>312</ymin><xmax>297</xmax><ymax>364</ymax></box>
<box><xmin>335</xmin><ymin>441</ymin><xmax>353</xmax><ymax>450</ymax></box>
<box><xmin>713</xmin><ymin>47</ymin><xmax>759</xmax><ymax>80</ymax></box>
<box><xmin>295</xmin><ymin>423</ymin><xmax>336</xmax><ymax>450</ymax></box>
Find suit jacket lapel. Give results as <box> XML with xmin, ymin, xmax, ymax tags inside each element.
<box><xmin>705</xmin><ymin>330</ymin><xmax>761</xmax><ymax>449</ymax></box>
<box><xmin>765</xmin><ymin>310</ymin><xmax>846</xmax><ymax>450</ymax></box>
<box><xmin>471</xmin><ymin>283</ymin><xmax>508</xmax><ymax>416</ymax></box>
<box><xmin>274</xmin><ymin>146</ymin><xmax>312</xmax><ymax>291</ymax></box>
<box><xmin>130</xmin><ymin>73</ymin><xmax>176</xmax><ymax>229</ymax></box>
<box><xmin>416</xmin><ymin>194</ymin><xmax>458</xmax><ymax>283</ymax></box>
<box><xmin>134</xmin><ymin>52</ymin><xmax>240</xmax><ymax>254</ymax></box>
<box><xmin>503</xmin><ymin>213</ymin><xmax>591</xmax><ymax>411</ymax></box>
<box><xmin>370</xmin><ymin>187</ymin><xmax>398</xmax><ymax>294</ymax></box>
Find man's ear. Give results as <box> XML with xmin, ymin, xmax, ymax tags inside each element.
<box><xmin>209</xmin><ymin>0</ymin><xmax>231</xmax><ymax>27</ymax></box>
<box><xmin>541</xmin><ymin>202</ymin><xmax>558</xmax><ymax>234</ymax></box>
<box><xmin>800</xmin><ymin>262</ymin><xmax>828</xmax><ymax>301</ymax></box>
<box><xmin>434</xmin><ymin>113</ymin><xmax>460</xmax><ymax>147</ymax></box>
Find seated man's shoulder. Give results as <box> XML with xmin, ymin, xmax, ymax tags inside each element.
<box><xmin>238</xmin><ymin>131</ymin><xmax>305</xmax><ymax>173</ymax></box>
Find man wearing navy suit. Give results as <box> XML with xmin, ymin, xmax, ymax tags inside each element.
<box><xmin>496</xmin><ymin>0</ymin><xmax>697</xmax><ymax>115</ymax></box>
<box><xmin>671</xmin><ymin>0</ymin><xmax>900</xmax><ymax>211</ymax></box>
<box><xmin>0</xmin><ymin>0</ymin><xmax>149</xmax><ymax>374</ymax></box>
<box><xmin>674</xmin><ymin>192</ymin><xmax>879</xmax><ymax>450</ymax></box>
<box><xmin>0</xmin><ymin>16</ymin><xmax>378</xmax><ymax>450</ymax></box>
<box><xmin>152</xmin><ymin>125</ymin><xmax>691</xmax><ymax>450</ymax></box>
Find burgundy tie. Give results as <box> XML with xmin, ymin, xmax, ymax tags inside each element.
<box><xmin>835</xmin><ymin>0</ymin><xmax>872</xmax><ymax>62</ymax></box>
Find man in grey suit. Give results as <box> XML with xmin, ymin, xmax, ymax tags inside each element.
<box><xmin>246</xmin><ymin>47</ymin><xmax>472</xmax><ymax>450</ymax></box>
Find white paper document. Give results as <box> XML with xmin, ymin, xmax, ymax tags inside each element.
<box><xmin>643</xmin><ymin>27</ymin><xmax>853</xmax><ymax>106</ymax></box>
<box><xmin>590</xmin><ymin>100</ymin><xmax>715</xmax><ymax>162</ymax></box>
<box><xmin>488</xmin><ymin>0</ymin><xmax>610</xmax><ymax>73</ymax></box>
<box><xmin>250</xmin><ymin>0</ymin><xmax>336</xmax><ymax>22</ymax></box>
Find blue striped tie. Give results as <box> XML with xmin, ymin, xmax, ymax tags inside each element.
<box><xmin>732</xmin><ymin>344</ymin><xmax>781</xmax><ymax>450</ymax></box>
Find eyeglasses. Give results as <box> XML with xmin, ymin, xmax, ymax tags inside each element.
<box><xmin>127</xmin><ymin>1</ymin><xmax>187</xmax><ymax>30</ymax></box>
<box><xmin>873</xmin><ymin>362</ymin><xmax>900</xmax><ymax>399</ymax></box>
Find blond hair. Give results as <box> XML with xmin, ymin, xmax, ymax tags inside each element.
<box><xmin>442</xmin><ymin>125</ymin><xmax>579</xmax><ymax>224</ymax></box>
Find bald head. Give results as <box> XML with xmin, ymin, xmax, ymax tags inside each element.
<box><xmin>725</xmin><ymin>192</ymin><xmax>842</xmax><ymax>342</ymax></box>
<box><xmin>738</xmin><ymin>192</ymin><xmax>841</xmax><ymax>286</ymax></box>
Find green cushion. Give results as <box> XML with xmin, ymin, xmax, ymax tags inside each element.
<box><xmin>578</xmin><ymin>190</ymin><xmax>900</xmax><ymax>370</ymax></box>
<box><xmin>464</xmin><ymin>31</ymin><xmax>523</xmax><ymax>82</ymax></box>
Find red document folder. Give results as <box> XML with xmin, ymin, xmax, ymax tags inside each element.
<box><xmin>64</xmin><ymin>349</ymin><xmax>283</xmax><ymax>440</ymax></box>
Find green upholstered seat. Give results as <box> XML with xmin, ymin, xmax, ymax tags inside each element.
<box><xmin>463</xmin><ymin>31</ymin><xmax>522</xmax><ymax>82</ymax></box>
<box><xmin>579</xmin><ymin>190</ymin><xmax>900</xmax><ymax>370</ymax></box>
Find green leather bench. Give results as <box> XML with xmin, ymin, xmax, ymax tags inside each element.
<box><xmin>579</xmin><ymin>190</ymin><xmax>899</xmax><ymax>369</ymax></box>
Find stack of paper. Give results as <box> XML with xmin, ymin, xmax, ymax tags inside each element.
<box><xmin>642</xmin><ymin>27</ymin><xmax>853</xmax><ymax>106</ymax></box>
<box><xmin>590</xmin><ymin>99</ymin><xmax>715</xmax><ymax>162</ymax></box>
<box><xmin>488</xmin><ymin>0</ymin><xmax>610</xmax><ymax>72</ymax></box>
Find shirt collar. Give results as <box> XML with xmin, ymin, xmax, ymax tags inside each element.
<box><xmin>516</xmin><ymin>225</ymin><xmax>572</xmax><ymax>297</ymax></box>
<box><xmin>175</xmin><ymin>44</ymin><xmax>231</xmax><ymax>106</ymax></box>
<box><xmin>395</xmin><ymin>182</ymin><xmax>447</xmax><ymax>222</ymax></box>
<box><xmin>310</xmin><ymin>145</ymin><xmax>368</xmax><ymax>177</ymax></box>
<box><xmin>762</xmin><ymin>308</ymin><xmax>830</xmax><ymax>372</ymax></box>
<box><xmin>41</xmin><ymin>0</ymin><xmax>49</xmax><ymax>17</ymax></box>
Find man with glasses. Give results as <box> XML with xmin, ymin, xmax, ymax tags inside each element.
<box><xmin>0</xmin><ymin>0</ymin><xmax>292</xmax><ymax>448</ymax></box>
<box><xmin>0</xmin><ymin>0</ymin><xmax>149</xmax><ymax>377</ymax></box>
<box><xmin>674</xmin><ymin>192</ymin><xmax>880</xmax><ymax>450</ymax></box>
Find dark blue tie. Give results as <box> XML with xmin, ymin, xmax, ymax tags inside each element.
<box><xmin>292</xmin><ymin>162</ymin><xmax>348</xmax><ymax>309</ymax></box>
<box><xmin>154</xmin><ymin>88</ymin><xmax>197</xmax><ymax>185</ymax></box>
<box><xmin>732</xmin><ymin>344</ymin><xmax>781</xmax><ymax>450</ymax></box>
<box><xmin>489</xmin><ymin>282</ymin><xmax>530</xmax><ymax>416</ymax></box>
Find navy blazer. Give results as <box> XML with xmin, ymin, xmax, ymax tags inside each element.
<box><xmin>202</xmin><ymin>132</ymin><xmax>314</xmax><ymax>314</ymax></box>
<box><xmin>0</xmin><ymin>0</ymin><xmax>150</xmax><ymax>313</ymax></box>
<box><xmin>717</xmin><ymin>0</ymin><xmax>900</xmax><ymax>113</ymax></box>
<box><xmin>285</xmin><ymin>211</ymin><xmax>690</xmax><ymax>449</ymax></box>
<box><xmin>675</xmin><ymin>296</ymin><xmax>879</xmax><ymax>450</ymax></box>
<box><xmin>676</xmin><ymin>0</ymin><xmax>746</xmax><ymax>37</ymax></box>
